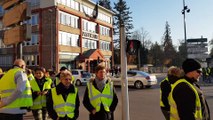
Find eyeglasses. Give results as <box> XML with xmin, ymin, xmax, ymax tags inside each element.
<box><xmin>196</xmin><ymin>70</ymin><xmax>202</xmax><ymax>74</ymax></box>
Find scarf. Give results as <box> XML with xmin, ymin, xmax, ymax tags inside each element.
<box><xmin>95</xmin><ymin>77</ymin><xmax>107</xmax><ymax>92</ymax></box>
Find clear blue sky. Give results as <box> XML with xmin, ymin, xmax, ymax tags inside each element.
<box><xmin>95</xmin><ymin>0</ymin><xmax>213</xmax><ymax>46</ymax></box>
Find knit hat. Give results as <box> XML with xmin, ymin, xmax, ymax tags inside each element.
<box><xmin>182</xmin><ymin>59</ymin><xmax>201</xmax><ymax>74</ymax></box>
<box><xmin>60</xmin><ymin>66</ymin><xmax>67</xmax><ymax>71</ymax></box>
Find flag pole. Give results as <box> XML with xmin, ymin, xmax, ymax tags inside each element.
<box><xmin>120</xmin><ymin>19</ymin><xmax>130</xmax><ymax>120</ymax></box>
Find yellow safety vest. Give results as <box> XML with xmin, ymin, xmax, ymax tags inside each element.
<box><xmin>87</xmin><ymin>81</ymin><xmax>113</xmax><ymax>112</ymax></box>
<box><xmin>28</xmin><ymin>73</ymin><xmax>35</xmax><ymax>81</ymax></box>
<box><xmin>160</xmin><ymin>77</ymin><xmax>169</xmax><ymax>107</ymax></box>
<box><xmin>55</xmin><ymin>77</ymin><xmax>60</xmax><ymax>86</ymax></box>
<box><xmin>0</xmin><ymin>68</ymin><xmax>32</xmax><ymax>109</ymax></box>
<box><xmin>30</xmin><ymin>77</ymin><xmax>52</xmax><ymax>109</ymax></box>
<box><xmin>51</xmin><ymin>87</ymin><xmax>77</xmax><ymax>119</ymax></box>
<box><xmin>169</xmin><ymin>79</ymin><xmax>202</xmax><ymax>120</ymax></box>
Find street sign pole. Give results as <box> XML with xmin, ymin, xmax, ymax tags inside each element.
<box><xmin>120</xmin><ymin>21</ymin><xmax>130</xmax><ymax>120</ymax></box>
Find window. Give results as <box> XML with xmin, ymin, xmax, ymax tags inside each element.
<box><xmin>98</xmin><ymin>13</ymin><xmax>112</xmax><ymax>24</ymax></box>
<box><xmin>31</xmin><ymin>14</ymin><xmax>39</xmax><ymax>25</ymax></box>
<box><xmin>23</xmin><ymin>55</ymin><xmax>38</xmax><ymax>66</ymax></box>
<box><xmin>59</xmin><ymin>11</ymin><xmax>79</xmax><ymax>28</ymax></box>
<box><xmin>100</xmin><ymin>25</ymin><xmax>110</xmax><ymax>36</ymax></box>
<box><xmin>31</xmin><ymin>34</ymin><xmax>39</xmax><ymax>45</ymax></box>
<box><xmin>23</xmin><ymin>34</ymin><xmax>39</xmax><ymax>46</ymax></box>
<box><xmin>82</xmin><ymin>39</ymin><xmax>97</xmax><ymax>49</ymax></box>
<box><xmin>57</xmin><ymin>0</ymin><xmax>79</xmax><ymax>11</ymax></box>
<box><xmin>59</xmin><ymin>31</ymin><xmax>79</xmax><ymax>47</ymax></box>
<box><xmin>100</xmin><ymin>41</ymin><xmax>110</xmax><ymax>51</ymax></box>
<box><xmin>0</xmin><ymin>56</ymin><xmax>13</xmax><ymax>67</ymax></box>
<box><xmin>82</xmin><ymin>19</ymin><xmax>97</xmax><ymax>33</ymax></box>
<box><xmin>0</xmin><ymin>7</ymin><xmax>4</xmax><ymax>16</ymax></box>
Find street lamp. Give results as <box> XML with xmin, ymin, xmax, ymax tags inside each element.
<box><xmin>182</xmin><ymin>0</ymin><xmax>190</xmax><ymax>45</ymax></box>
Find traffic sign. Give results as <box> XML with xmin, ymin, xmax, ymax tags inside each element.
<box><xmin>2</xmin><ymin>2</ymin><xmax>29</xmax><ymax>27</ymax></box>
<box><xmin>1</xmin><ymin>0</ymin><xmax>31</xmax><ymax>45</ymax></box>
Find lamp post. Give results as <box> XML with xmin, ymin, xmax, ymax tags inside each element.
<box><xmin>182</xmin><ymin>0</ymin><xmax>190</xmax><ymax>46</ymax></box>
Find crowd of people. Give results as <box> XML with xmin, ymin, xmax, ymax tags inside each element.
<box><xmin>0</xmin><ymin>58</ymin><xmax>211</xmax><ymax>120</ymax></box>
<box><xmin>160</xmin><ymin>59</ymin><xmax>211</xmax><ymax>120</ymax></box>
<box><xmin>0</xmin><ymin>58</ymin><xmax>118</xmax><ymax>120</ymax></box>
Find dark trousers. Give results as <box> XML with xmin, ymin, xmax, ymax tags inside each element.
<box><xmin>0</xmin><ymin>113</ymin><xmax>23</xmax><ymax>120</ymax></box>
<box><xmin>32</xmin><ymin>108</ymin><xmax>48</xmax><ymax>120</ymax></box>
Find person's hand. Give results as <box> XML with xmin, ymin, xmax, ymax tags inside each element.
<box><xmin>91</xmin><ymin>109</ymin><xmax>96</xmax><ymax>115</ymax></box>
<box><xmin>37</xmin><ymin>91</ymin><xmax>41</xmax><ymax>95</ymax></box>
<box><xmin>41</xmin><ymin>91</ymin><xmax>48</xmax><ymax>95</ymax></box>
<box><xmin>0</xmin><ymin>100</ymin><xmax>5</xmax><ymax>108</ymax></box>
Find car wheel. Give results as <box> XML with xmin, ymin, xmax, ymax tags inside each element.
<box><xmin>75</xmin><ymin>80</ymin><xmax>81</xmax><ymax>86</ymax></box>
<box><xmin>134</xmin><ymin>81</ymin><xmax>143</xmax><ymax>89</ymax></box>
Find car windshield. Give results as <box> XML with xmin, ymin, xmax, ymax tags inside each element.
<box><xmin>81</xmin><ymin>71</ymin><xmax>91</xmax><ymax>78</ymax></box>
<box><xmin>127</xmin><ymin>71</ymin><xmax>137</xmax><ymax>77</ymax></box>
<box><xmin>130</xmin><ymin>70</ymin><xmax>149</xmax><ymax>77</ymax></box>
<box><xmin>72</xmin><ymin>71</ymin><xmax>78</xmax><ymax>75</ymax></box>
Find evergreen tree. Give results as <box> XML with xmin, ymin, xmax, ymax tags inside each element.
<box><xmin>148</xmin><ymin>42</ymin><xmax>164</xmax><ymax>66</ymax></box>
<box><xmin>113</xmin><ymin>0</ymin><xmax>134</xmax><ymax>45</ymax></box>
<box><xmin>162</xmin><ymin>21</ymin><xmax>177</xmax><ymax>67</ymax></box>
<box><xmin>178</xmin><ymin>40</ymin><xmax>188</xmax><ymax>64</ymax></box>
<box><xmin>98</xmin><ymin>0</ymin><xmax>112</xmax><ymax>10</ymax></box>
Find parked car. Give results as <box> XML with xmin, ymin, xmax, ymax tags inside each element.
<box><xmin>111</xmin><ymin>70</ymin><xmax>157</xmax><ymax>89</ymax></box>
<box><xmin>71</xmin><ymin>69</ymin><xmax>91</xmax><ymax>86</ymax></box>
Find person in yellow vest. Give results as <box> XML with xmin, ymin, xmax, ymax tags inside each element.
<box><xmin>0</xmin><ymin>59</ymin><xmax>33</xmax><ymax>120</ymax></box>
<box><xmin>160</xmin><ymin>66</ymin><xmax>183</xmax><ymax>120</ymax></box>
<box><xmin>26</xmin><ymin>68</ymin><xmax>35</xmax><ymax>81</ymax></box>
<box><xmin>83</xmin><ymin>65</ymin><xmax>118</xmax><ymax>120</ymax></box>
<box><xmin>46</xmin><ymin>70</ymin><xmax>80</xmax><ymax>120</ymax></box>
<box><xmin>30</xmin><ymin>67</ymin><xmax>52</xmax><ymax>120</ymax></box>
<box><xmin>54</xmin><ymin>66</ymin><xmax>68</xmax><ymax>87</ymax></box>
<box><xmin>169</xmin><ymin>59</ymin><xmax>210</xmax><ymax>120</ymax></box>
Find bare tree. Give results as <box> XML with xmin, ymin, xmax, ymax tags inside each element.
<box><xmin>132</xmin><ymin>27</ymin><xmax>152</xmax><ymax>49</ymax></box>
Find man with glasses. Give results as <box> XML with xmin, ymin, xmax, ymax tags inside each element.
<box><xmin>169</xmin><ymin>59</ymin><xmax>210</xmax><ymax>120</ymax></box>
<box><xmin>46</xmin><ymin>70</ymin><xmax>80</xmax><ymax>120</ymax></box>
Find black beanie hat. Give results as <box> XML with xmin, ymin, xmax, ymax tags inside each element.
<box><xmin>182</xmin><ymin>59</ymin><xmax>201</xmax><ymax>74</ymax></box>
<box><xmin>60</xmin><ymin>66</ymin><xmax>67</xmax><ymax>71</ymax></box>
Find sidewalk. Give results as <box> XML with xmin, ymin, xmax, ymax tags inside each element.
<box><xmin>198</xmin><ymin>76</ymin><xmax>213</xmax><ymax>86</ymax></box>
<box><xmin>23</xmin><ymin>112</ymin><xmax>52</xmax><ymax>120</ymax></box>
<box><xmin>198</xmin><ymin>81</ymin><xmax>213</xmax><ymax>86</ymax></box>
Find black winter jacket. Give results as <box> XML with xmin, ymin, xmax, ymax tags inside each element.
<box><xmin>46</xmin><ymin>83</ymin><xmax>80</xmax><ymax>120</ymax></box>
<box><xmin>83</xmin><ymin>79</ymin><xmax>118</xmax><ymax>120</ymax></box>
<box><xmin>172</xmin><ymin>76</ymin><xmax>210</xmax><ymax>120</ymax></box>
